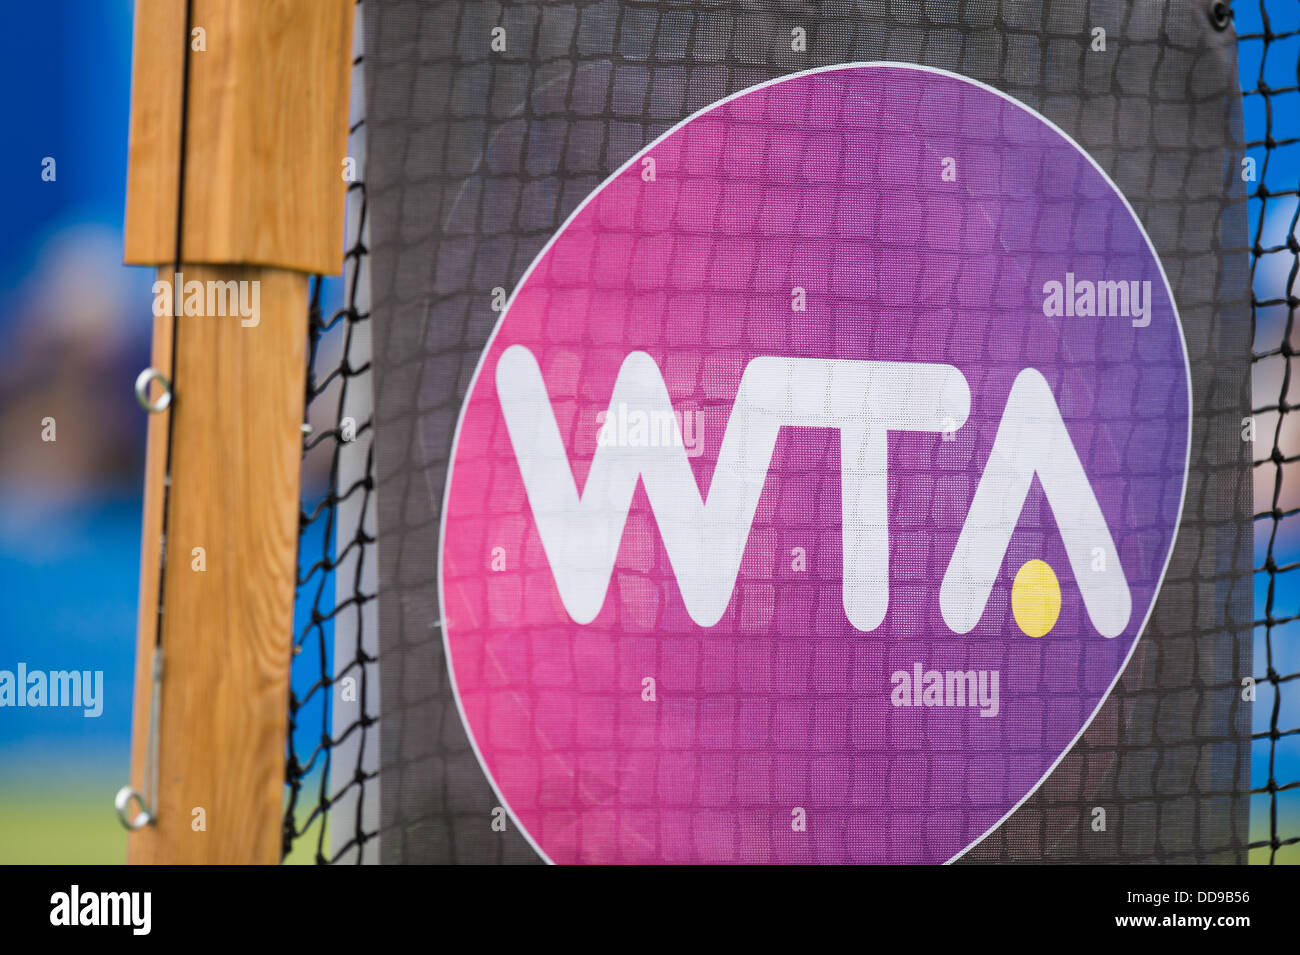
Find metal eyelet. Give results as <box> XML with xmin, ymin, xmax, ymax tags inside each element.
<box><xmin>1209</xmin><ymin>0</ymin><xmax>1231</xmax><ymax>31</ymax></box>
<box><xmin>134</xmin><ymin>367</ymin><xmax>173</xmax><ymax>413</ymax></box>
<box><xmin>114</xmin><ymin>786</ymin><xmax>154</xmax><ymax>830</ymax></box>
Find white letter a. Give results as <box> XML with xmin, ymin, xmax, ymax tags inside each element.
<box><xmin>939</xmin><ymin>369</ymin><xmax>1130</xmax><ymax>637</ymax></box>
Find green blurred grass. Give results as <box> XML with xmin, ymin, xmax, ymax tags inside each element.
<box><xmin>0</xmin><ymin>786</ymin><xmax>125</xmax><ymax>864</ymax></box>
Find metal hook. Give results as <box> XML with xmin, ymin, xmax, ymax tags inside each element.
<box><xmin>115</xmin><ymin>650</ymin><xmax>163</xmax><ymax>830</ymax></box>
<box><xmin>114</xmin><ymin>786</ymin><xmax>154</xmax><ymax>830</ymax></box>
<box><xmin>134</xmin><ymin>367</ymin><xmax>172</xmax><ymax>413</ymax></box>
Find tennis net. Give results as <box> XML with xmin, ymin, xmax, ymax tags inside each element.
<box><xmin>282</xmin><ymin>0</ymin><xmax>1299</xmax><ymax>865</ymax></box>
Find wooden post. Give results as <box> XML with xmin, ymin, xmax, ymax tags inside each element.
<box><xmin>122</xmin><ymin>0</ymin><xmax>353</xmax><ymax>864</ymax></box>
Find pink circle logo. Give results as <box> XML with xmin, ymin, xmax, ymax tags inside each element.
<box><xmin>439</xmin><ymin>64</ymin><xmax>1189</xmax><ymax>863</ymax></box>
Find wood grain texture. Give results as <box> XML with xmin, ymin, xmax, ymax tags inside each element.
<box><xmin>124</xmin><ymin>0</ymin><xmax>353</xmax><ymax>274</ymax></box>
<box><xmin>123</xmin><ymin>0</ymin><xmax>353</xmax><ymax>864</ymax></box>
<box><xmin>128</xmin><ymin>267</ymin><xmax>307</xmax><ymax>865</ymax></box>
<box><xmin>121</xmin><ymin>0</ymin><xmax>186</xmax><ymax>267</ymax></box>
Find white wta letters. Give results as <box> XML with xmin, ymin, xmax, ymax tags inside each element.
<box><xmin>495</xmin><ymin>345</ymin><xmax>1131</xmax><ymax>637</ymax></box>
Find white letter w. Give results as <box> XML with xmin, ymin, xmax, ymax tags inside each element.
<box><xmin>495</xmin><ymin>345</ymin><xmax>969</xmax><ymax>629</ymax></box>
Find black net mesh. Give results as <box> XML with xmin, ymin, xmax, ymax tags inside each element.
<box><xmin>1240</xmin><ymin>0</ymin><xmax>1300</xmax><ymax>865</ymax></box>
<box><xmin>283</xmin><ymin>16</ymin><xmax>380</xmax><ymax>863</ymax></box>
<box><xmin>281</xmin><ymin>0</ymin><xmax>1299</xmax><ymax>864</ymax></box>
<box><xmin>283</xmin><ymin>262</ymin><xmax>377</xmax><ymax>865</ymax></box>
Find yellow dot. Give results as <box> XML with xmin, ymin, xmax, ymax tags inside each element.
<box><xmin>1011</xmin><ymin>559</ymin><xmax>1061</xmax><ymax>638</ymax></box>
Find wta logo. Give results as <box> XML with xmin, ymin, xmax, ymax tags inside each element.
<box><xmin>439</xmin><ymin>64</ymin><xmax>1190</xmax><ymax>864</ymax></box>
<box><xmin>497</xmin><ymin>347</ymin><xmax>1131</xmax><ymax>639</ymax></box>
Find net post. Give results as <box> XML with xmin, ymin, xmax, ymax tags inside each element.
<box><xmin>121</xmin><ymin>0</ymin><xmax>354</xmax><ymax>864</ymax></box>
